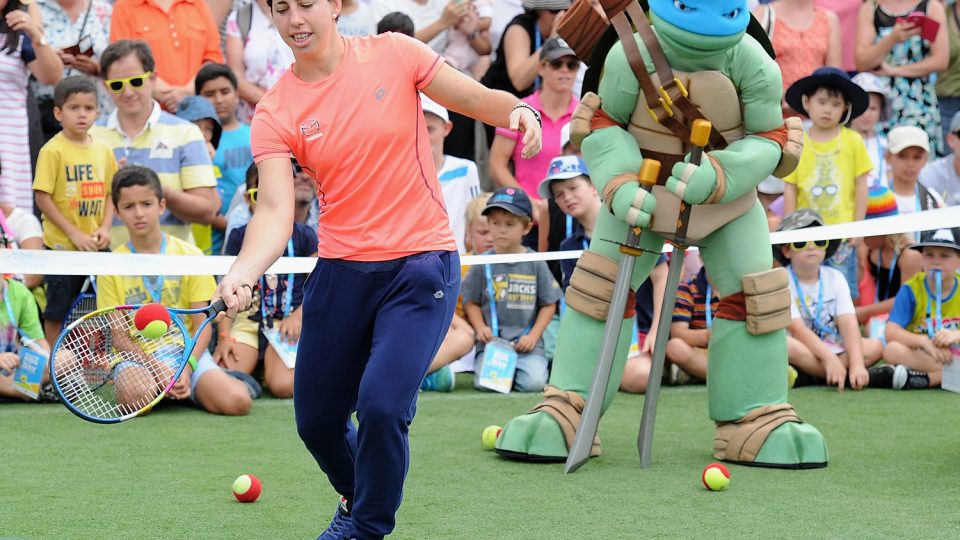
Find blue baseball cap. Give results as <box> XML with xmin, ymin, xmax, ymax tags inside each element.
<box><xmin>537</xmin><ymin>155</ymin><xmax>589</xmax><ymax>199</ymax></box>
<box><xmin>176</xmin><ymin>95</ymin><xmax>222</xmax><ymax>148</ymax></box>
<box><xmin>483</xmin><ymin>187</ymin><xmax>533</xmax><ymax>219</ymax></box>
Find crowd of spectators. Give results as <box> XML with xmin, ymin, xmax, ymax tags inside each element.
<box><xmin>1</xmin><ymin>0</ymin><xmax>959</xmax><ymax>406</ymax></box>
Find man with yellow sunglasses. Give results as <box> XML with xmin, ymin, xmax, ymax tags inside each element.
<box><xmin>90</xmin><ymin>40</ymin><xmax>220</xmax><ymax>249</ymax></box>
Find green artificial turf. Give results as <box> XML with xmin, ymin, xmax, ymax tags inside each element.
<box><xmin>3</xmin><ymin>377</ymin><xmax>960</xmax><ymax>539</ymax></box>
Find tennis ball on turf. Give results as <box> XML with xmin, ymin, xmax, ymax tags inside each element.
<box><xmin>232</xmin><ymin>474</ymin><xmax>262</xmax><ymax>503</ymax></box>
<box><xmin>481</xmin><ymin>425</ymin><xmax>502</xmax><ymax>450</ymax></box>
<box><xmin>134</xmin><ymin>303</ymin><xmax>172</xmax><ymax>339</ymax></box>
<box><xmin>701</xmin><ymin>463</ymin><xmax>731</xmax><ymax>491</ymax></box>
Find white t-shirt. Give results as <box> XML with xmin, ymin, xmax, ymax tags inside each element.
<box><xmin>373</xmin><ymin>0</ymin><xmax>449</xmax><ymax>52</ymax></box>
<box><xmin>788</xmin><ymin>265</ymin><xmax>855</xmax><ymax>353</ymax></box>
<box><xmin>338</xmin><ymin>2</ymin><xmax>377</xmax><ymax>37</ymax></box>
<box><xmin>437</xmin><ymin>155</ymin><xmax>481</xmax><ymax>254</ymax></box>
<box><xmin>226</xmin><ymin>4</ymin><xmax>295</xmax><ymax>122</ymax></box>
<box><xmin>919</xmin><ymin>154</ymin><xmax>960</xmax><ymax>207</ymax></box>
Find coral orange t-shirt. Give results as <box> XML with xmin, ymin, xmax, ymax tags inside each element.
<box><xmin>250</xmin><ymin>33</ymin><xmax>457</xmax><ymax>261</ymax></box>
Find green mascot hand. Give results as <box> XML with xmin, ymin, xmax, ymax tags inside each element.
<box><xmin>610</xmin><ymin>181</ymin><xmax>657</xmax><ymax>227</ymax></box>
<box><xmin>666</xmin><ymin>158</ymin><xmax>718</xmax><ymax>205</ymax></box>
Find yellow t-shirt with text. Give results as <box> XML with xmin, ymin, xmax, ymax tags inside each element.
<box><xmin>783</xmin><ymin>127</ymin><xmax>872</xmax><ymax>225</ymax></box>
<box><xmin>32</xmin><ymin>133</ymin><xmax>118</xmax><ymax>250</ymax></box>
<box><xmin>97</xmin><ymin>234</ymin><xmax>216</xmax><ymax>334</ymax></box>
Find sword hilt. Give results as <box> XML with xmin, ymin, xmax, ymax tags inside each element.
<box><xmin>675</xmin><ymin>119</ymin><xmax>712</xmax><ymax>247</ymax></box>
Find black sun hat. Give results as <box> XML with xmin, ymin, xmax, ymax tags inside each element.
<box><xmin>910</xmin><ymin>227</ymin><xmax>960</xmax><ymax>254</ymax></box>
<box><xmin>785</xmin><ymin>67</ymin><xmax>869</xmax><ymax>122</ymax></box>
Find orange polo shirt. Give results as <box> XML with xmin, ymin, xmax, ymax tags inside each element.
<box><xmin>251</xmin><ymin>33</ymin><xmax>457</xmax><ymax>261</ymax></box>
<box><xmin>110</xmin><ymin>0</ymin><xmax>223</xmax><ymax>87</ymax></box>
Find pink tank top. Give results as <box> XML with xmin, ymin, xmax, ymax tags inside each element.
<box><xmin>771</xmin><ymin>6</ymin><xmax>833</xmax><ymax>94</ymax></box>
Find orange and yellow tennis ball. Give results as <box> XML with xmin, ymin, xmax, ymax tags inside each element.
<box><xmin>134</xmin><ymin>303</ymin><xmax>172</xmax><ymax>339</ymax></box>
<box><xmin>232</xmin><ymin>474</ymin><xmax>262</xmax><ymax>503</ymax></box>
<box><xmin>481</xmin><ymin>425</ymin><xmax>502</xmax><ymax>450</ymax></box>
<box><xmin>701</xmin><ymin>462</ymin><xmax>731</xmax><ymax>491</ymax></box>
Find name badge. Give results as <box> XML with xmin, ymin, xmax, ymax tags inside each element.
<box><xmin>477</xmin><ymin>338</ymin><xmax>518</xmax><ymax>394</ymax></box>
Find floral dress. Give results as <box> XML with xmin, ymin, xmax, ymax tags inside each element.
<box><xmin>225</xmin><ymin>3</ymin><xmax>294</xmax><ymax>123</ymax></box>
<box><xmin>874</xmin><ymin>0</ymin><xmax>944</xmax><ymax>156</ymax></box>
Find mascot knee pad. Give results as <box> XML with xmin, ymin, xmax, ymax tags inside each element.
<box><xmin>565</xmin><ymin>250</ymin><xmax>635</xmax><ymax>321</ymax></box>
<box><xmin>741</xmin><ymin>268</ymin><xmax>791</xmax><ymax>335</ymax></box>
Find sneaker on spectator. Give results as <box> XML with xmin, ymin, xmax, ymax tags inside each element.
<box><xmin>901</xmin><ymin>367</ymin><xmax>930</xmax><ymax>390</ymax></box>
<box><xmin>38</xmin><ymin>382</ymin><xmax>60</xmax><ymax>403</ymax></box>
<box><xmin>787</xmin><ymin>365</ymin><xmax>798</xmax><ymax>389</ymax></box>
<box><xmin>223</xmin><ymin>369</ymin><xmax>263</xmax><ymax>399</ymax></box>
<box><xmin>668</xmin><ymin>363</ymin><xmax>693</xmax><ymax>386</ymax></box>
<box><xmin>420</xmin><ymin>365</ymin><xmax>455</xmax><ymax>392</ymax></box>
<box><xmin>317</xmin><ymin>497</ymin><xmax>354</xmax><ymax>540</ymax></box>
<box><xmin>868</xmin><ymin>365</ymin><xmax>908</xmax><ymax>389</ymax></box>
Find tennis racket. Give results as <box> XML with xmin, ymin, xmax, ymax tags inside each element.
<box><xmin>64</xmin><ymin>276</ymin><xmax>97</xmax><ymax>327</ymax></box>
<box><xmin>49</xmin><ymin>299</ymin><xmax>226</xmax><ymax>424</ymax></box>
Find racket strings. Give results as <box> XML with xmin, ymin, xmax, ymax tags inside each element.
<box><xmin>54</xmin><ymin>309</ymin><xmax>185</xmax><ymax>420</ymax></box>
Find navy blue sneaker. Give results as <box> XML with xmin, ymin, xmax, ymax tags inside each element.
<box><xmin>317</xmin><ymin>497</ymin><xmax>354</xmax><ymax>540</ymax></box>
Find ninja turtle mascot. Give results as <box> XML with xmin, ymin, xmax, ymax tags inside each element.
<box><xmin>495</xmin><ymin>0</ymin><xmax>829</xmax><ymax>468</ymax></box>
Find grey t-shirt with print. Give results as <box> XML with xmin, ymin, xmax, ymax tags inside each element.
<box><xmin>462</xmin><ymin>250</ymin><xmax>563</xmax><ymax>356</ymax></box>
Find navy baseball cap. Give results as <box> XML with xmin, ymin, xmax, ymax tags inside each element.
<box><xmin>483</xmin><ymin>187</ymin><xmax>533</xmax><ymax>219</ymax></box>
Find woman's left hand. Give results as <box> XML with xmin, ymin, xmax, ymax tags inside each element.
<box><xmin>510</xmin><ymin>107</ymin><xmax>542</xmax><ymax>159</ymax></box>
<box><xmin>70</xmin><ymin>54</ymin><xmax>100</xmax><ymax>76</ymax></box>
<box><xmin>7</xmin><ymin>11</ymin><xmax>41</xmax><ymax>43</ymax></box>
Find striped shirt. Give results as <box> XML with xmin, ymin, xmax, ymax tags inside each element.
<box><xmin>672</xmin><ymin>267</ymin><xmax>720</xmax><ymax>330</ymax></box>
<box><xmin>90</xmin><ymin>101</ymin><xmax>216</xmax><ymax>246</ymax></box>
<box><xmin>0</xmin><ymin>34</ymin><xmax>36</xmax><ymax>211</ymax></box>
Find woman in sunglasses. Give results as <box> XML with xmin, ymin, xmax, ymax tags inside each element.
<box><xmin>213</xmin><ymin>0</ymin><xmax>542</xmax><ymax>537</ymax></box>
<box><xmin>775</xmin><ymin>209</ymin><xmax>884</xmax><ymax>392</ymax></box>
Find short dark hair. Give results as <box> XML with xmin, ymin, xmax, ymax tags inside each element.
<box><xmin>100</xmin><ymin>40</ymin><xmax>155</xmax><ymax>79</ymax></box>
<box><xmin>195</xmin><ymin>63</ymin><xmax>238</xmax><ymax>95</ymax></box>
<box><xmin>377</xmin><ymin>12</ymin><xmax>415</xmax><ymax>36</ymax></box>
<box><xmin>112</xmin><ymin>166</ymin><xmax>164</xmax><ymax>207</ymax></box>
<box><xmin>53</xmin><ymin>76</ymin><xmax>98</xmax><ymax>108</ymax></box>
<box><xmin>245</xmin><ymin>162</ymin><xmax>259</xmax><ymax>190</ymax></box>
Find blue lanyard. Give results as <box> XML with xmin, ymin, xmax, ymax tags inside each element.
<box><xmin>127</xmin><ymin>234</ymin><xmax>167</xmax><ymax>303</ymax></box>
<box><xmin>790</xmin><ymin>267</ymin><xmax>838</xmax><ymax>338</ymax></box>
<box><xmin>875</xmin><ymin>249</ymin><xmax>899</xmax><ymax>301</ymax></box>
<box><xmin>261</xmin><ymin>239</ymin><xmax>295</xmax><ymax>321</ymax></box>
<box><xmin>926</xmin><ymin>270</ymin><xmax>946</xmax><ymax>339</ymax></box>
<box><xmin>705</xmin><ymin>284</ymin><xmax>713</xmax><ymax>329</ymax></box>
<box><xmin>565</xmin><ymin>214</ymin><xmax>572</xmax><ymax>238</ymax></box>
<box><xmin>533</xmin><ymin>24</ymin><xmax>542</xmax><ymax>92</ymax></box>
<box><xmin>484</xmin><ymin>264</ymin><xmax>533</xmax><ymax>339</ymax></box>
<box><xmin>2</xmin><ymin>279</ymin><xmax>36</xmax><ymax>348</ymax></box>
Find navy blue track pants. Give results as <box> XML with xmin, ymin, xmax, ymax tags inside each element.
<box><xmin>293</xmin><ymin>250</ymin><xmax>460</xmax><ymax>540</ymax></box>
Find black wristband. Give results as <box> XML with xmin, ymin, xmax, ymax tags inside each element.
<box><xmin>513</xmin><ymin>102</ymin><xmax>542</xmax><ymax>128</ymax></box>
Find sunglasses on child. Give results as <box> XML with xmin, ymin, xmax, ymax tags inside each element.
<box><xmin>789</xmin><ymin>240</ymin><xmax>830</xmax><ymax>251</ymax></box>
<box><xmin>547</xmin><ymin>58</ymin><xmax>580</xmax><ymax>71</ymax></box>
<box><xmin>246</xmin><ymin>188</ymin><xmax>258</xmax><ymax>203</ymax></box>
<box><xmin>105</xmin><ymin>71</ymin><xmax>152</xmax><ymax>93</ymax></box>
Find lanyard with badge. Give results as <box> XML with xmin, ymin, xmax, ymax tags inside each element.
<box><xmin>261</xmin><ymin>239</ymin><xmax>294</xmax><ymax>328</ymax></box>
<box><xmin>533</xmin><ymin>24</ymin><xmax>542</xmax><ymax>92</ymax></box>
<box><xmin>127</xmin><ymin>234</ymin><xmax>167</xmax><ymax>303</ymax></box>
<box><xmin>705</xmin><ymin>285</ymin><xmax>713</xmax><ymax>330</ymax></box>
<box><xmin>478</xmin><ymin>265</ymin><xmax>533</xmax><ymax>393</ymax></box>
<box><xmin>925</xmin><ymin>270</ymin><xmax>947</xmax><ymax>339</ymax></box>
<box><xmin>789</xmin><ymin>267</ymin><xmax>839</xmax><ymax>340</ymax></box>
<box><xmin>876</xmin><ymin>250</ymin><xmax>900</xmax><ymax>301</ymax></box>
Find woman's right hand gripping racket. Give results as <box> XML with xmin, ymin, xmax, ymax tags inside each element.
<box><xmin>49</xmin><ymin>299</ymin><xmax>226</xmax><ymax>423</ymax></box>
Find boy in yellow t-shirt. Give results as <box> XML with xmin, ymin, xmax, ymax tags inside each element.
<box><xmin>33</xmin><ymin>76</ymin><xmax>118</xmax><ymax>346</ymax></box>
<box><xmin>783</xmin><ymin>67</ymin><xmax>873</xmax><ymax>300</ymax></box>
<box><xmin>98</xmin><ymin>166</ymin><xmax>256</xmax><ymax>415</ymax></box>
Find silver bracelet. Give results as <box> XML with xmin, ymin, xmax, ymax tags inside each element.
<box><xmin>513</xmin><ymin>102</ymin><xmax>542</xmax><ymax>128</ymax></box>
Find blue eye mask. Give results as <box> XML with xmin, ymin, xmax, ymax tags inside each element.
<box><xmin>648</xmin><ymin>0</ymin><xmax>749</xmax><ymax>36</ymax></box>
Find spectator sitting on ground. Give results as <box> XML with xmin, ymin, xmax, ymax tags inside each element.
<box><xmin>195</xmin><ymin>63</ymin><xmax>253</xmax><ymax>254</ymax></box>
<box><xmin>919</xmin><ymin>110</ymin><xmax>960</xmax><ymax>207</ymax></box>
<box><xmin>33</xmin><ymin>76</ymin><xmax>116</xmax><ymax>346</ymax></box>
<box><xmin>216</xmin><ymin>168</ymin><xmax>317</xmax><ymax>399</ymax></box>
<box><xmin>855</xmin><ymin>186</ymin><xmax>922</xmax><ymax>335</ymax></box>
<box><xmin>99</xmin><ymin>166</ymin><xmax>257</xmax><ymax>414</ymax></box>
<box><xmin>777</xmin><ymin>209</ymin><xmax>882</xmax><ymax>392</ymax></box>
<box><xmin>90</xmin><ymin>40</ymin><xmax>219</xmax><ymax>248</ymax></box>
<box><xmin>665</xmin><ymin>266</ymin><xmax>719</xmax><ymax>386</ymax></box>
<box><xmin>0</xmin><ymin>275</ymin><xmax>52</xmax><ymax>402</ymax></box>
<box><xmin>875</xmin><ymin>227</ymin><xmax>960</xmax><ymax>390</ymax></box>
<box><xmin>462</xmin><ymin>188</ymin><xmax>562</xmax><ymax>393</ymax></box>
<box><xmin>110</xmin><ymin>0</ymin><xmax>223</xmax><ymax>111</ymax></box>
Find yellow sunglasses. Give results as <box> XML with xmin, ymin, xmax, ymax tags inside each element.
<box><xmin>105</xmin><ymin>71</ymin><xmax>152</xmax><ymax>93</ymax></box>
<box><xmin>246</xmin><ymin>188</ymin><xmax>258</xmax><ymax>203</ymax></box>
<box><xmin>789</xmin><ymin>240</ymin><xmax>829</xmax><ymax>251</ymax></box>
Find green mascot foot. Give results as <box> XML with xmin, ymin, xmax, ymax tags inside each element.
<box><xmin>751</xmin><ymin>421</ymin><xmax>828</xmax><ymax>469</ymax></box>
<box><xmin>494</xmin><ymin>411</ymin><xmax>569</xmax><ymax>462</ymax></box>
